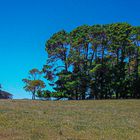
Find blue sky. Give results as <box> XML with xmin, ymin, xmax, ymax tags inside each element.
<box><xmin>0</xmin><ymin>0</ymin><xmax>140</xmax><ymax>99</ymax></box>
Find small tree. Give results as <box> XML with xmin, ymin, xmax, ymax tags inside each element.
<box><xmin>22</xmin><ymin>68</ymin><xmax>46</xmax><ymax>100</ymax></box>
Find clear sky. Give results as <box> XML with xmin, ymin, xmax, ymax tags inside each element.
<box><xmin>0</xmin><ymin>0</ymin><xmax>140</xmax><ymax>99</ymax></box>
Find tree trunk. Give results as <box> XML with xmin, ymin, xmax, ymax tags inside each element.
<box><xmin>32</xmin><ymin>91</ymin><xmax>35</xmax><ymax>100</ymax></box>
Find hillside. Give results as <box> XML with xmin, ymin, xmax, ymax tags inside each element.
<box><xmin>0</xmin><ymin>100</ymin><xmax>140</xmax><ymax>140</ymax></box>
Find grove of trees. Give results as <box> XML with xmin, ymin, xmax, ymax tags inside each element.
<box><xmin>23</xmin><ymin>23</ymin><xmax>140</xmax><ymax>100</ymax></box>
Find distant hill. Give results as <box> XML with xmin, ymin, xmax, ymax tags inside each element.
<box><xmin>0</xmin><ymin>90</ymin><xmax>13</xmax><ymax>99</ymax></box>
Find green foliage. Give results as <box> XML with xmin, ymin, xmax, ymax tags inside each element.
<box><xmin>43</xmin><ymin>23</ymin><xmax>140</xmax><ymax>100</ymax></box>
<box><xmin>22</xmin><ymin>68</ymin><xmax>46</xmax><ymax>100</ymax></box>
<box><xmin>90</xmin><ymin>64</ymin><xmax>102</xmax><ymax>73</ymax></box>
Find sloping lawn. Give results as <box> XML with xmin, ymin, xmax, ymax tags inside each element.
<box><xmin>0</xmin><ymin>99</ymin><xmax>139</xmax><ymax>140</ymax></box>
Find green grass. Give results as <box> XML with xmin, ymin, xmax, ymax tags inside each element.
<box><xmin>0</xmin><ymin>99</ymin><xmax>140</xmax><ymax>140</ymax></box>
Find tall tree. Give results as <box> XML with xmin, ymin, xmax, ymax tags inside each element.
<box><xmin>43</xmin><ymin>23</ymin><xmax>140</xmax><ymax>100</ymax></box>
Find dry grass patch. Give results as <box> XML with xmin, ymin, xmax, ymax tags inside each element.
<box><xmin>0</xmin><ymin>99</ymin><xmax>139</xmax><ymax>140</ymax></box>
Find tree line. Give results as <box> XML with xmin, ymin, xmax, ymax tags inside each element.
<box><xmin>23</xmin><ymin>23</ymin><xmax>140</xmax><ymax>100</ymax></box>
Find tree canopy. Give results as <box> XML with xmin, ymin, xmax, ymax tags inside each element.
<box><xmin>23</xmin><ymin>23</ymin><xmax>140</xmax><ymax>100</ymax></box>
<box><xmin>42</xmin><ymin>23</ymin><xmax>140</xmax><ymax>100</ymax></box>
<box><xmin>22</xmin><ymin>69</ymin><xmax>46</xmax><ymax>100</ymax></box>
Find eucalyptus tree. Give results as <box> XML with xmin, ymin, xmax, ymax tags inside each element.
<box><xmin>22</xmin><ymin>68</ymin><xmax>46</xmax><ymax>100</ymax></box>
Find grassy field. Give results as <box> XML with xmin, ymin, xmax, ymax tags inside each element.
<box><xmin>0</xmin><ymin>100</ymin><xmax>139</xmax><ymax>140</ymax></box>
